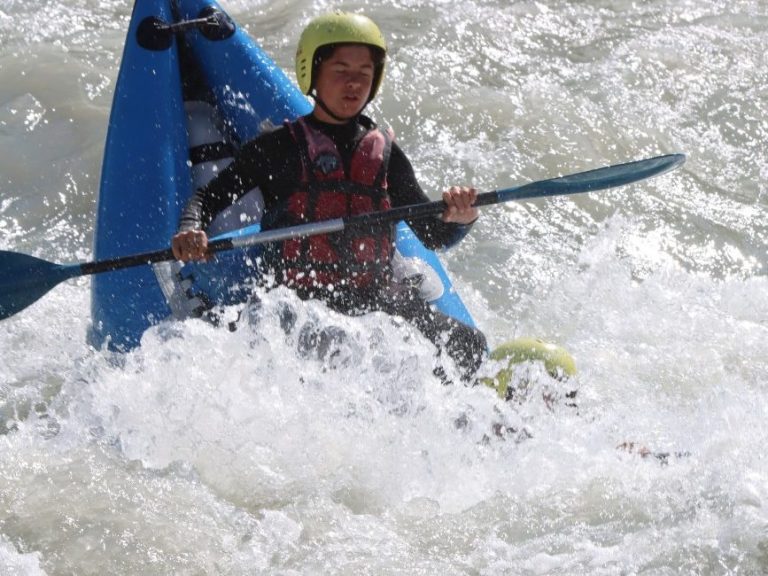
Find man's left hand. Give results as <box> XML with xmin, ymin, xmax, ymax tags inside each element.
<box><xmin>441</xmin><ymin>186</ymin><xmax>478</xmax><ymax>224</ymax></box>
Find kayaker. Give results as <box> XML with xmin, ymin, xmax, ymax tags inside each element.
<box><xmin>172</xmin><ymin>12</ymin><xmax>487</xmax><ymax>380</ymax></box>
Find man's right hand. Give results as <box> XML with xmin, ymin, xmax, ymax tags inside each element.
<box><xmin>171</xmin><ymin>229</ymin><xmax>209</xmax><ymax>262</ymax></box>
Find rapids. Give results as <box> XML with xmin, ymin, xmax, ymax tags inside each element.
<box><xmin>1</xmin><ymin>0</ymin><xmax>766</xmax><ymax>573</ymax></box>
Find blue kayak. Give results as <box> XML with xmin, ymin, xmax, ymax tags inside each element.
<box><xmin>90</xmin><ymin>0</ymin><xmax>476</xmax><ymax>350</ymax></box>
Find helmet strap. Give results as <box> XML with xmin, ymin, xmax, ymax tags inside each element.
<box><xmin>310</xmin><ymin>92</ymin><xmax>365</xmax><ymax>124</ymax></box>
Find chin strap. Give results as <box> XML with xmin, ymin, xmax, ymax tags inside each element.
<box><xmin>310</xmin><ymin>92</ymin><xmax>363</xmax><ymax>123</ymax></box>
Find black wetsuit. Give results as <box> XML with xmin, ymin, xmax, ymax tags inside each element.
<box><xmin>179</xmin><ymin>114</ymin><xmax>487</xmax><ymax>379</ymax></box>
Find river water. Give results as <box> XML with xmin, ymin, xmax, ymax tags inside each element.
<box><xmin>1</xmin><ymin>0</ymin><xmax>767</xmax><ymax>574</ymax></box>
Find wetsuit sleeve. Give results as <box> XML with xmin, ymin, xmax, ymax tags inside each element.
<box><xmin>177</xmin><ymin>129</ymin><xmax>295</xmax><ymax>232</ymax></box>
<box><xmin>387</xmin><ymin>143</ymin><xmax>475</xmax><ymax>250</ymax></box>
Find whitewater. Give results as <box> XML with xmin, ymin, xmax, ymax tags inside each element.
<box><xmin>1</xmin><ymin>0</ymin><xmax>767</xmax><ymax>574</ymax></box>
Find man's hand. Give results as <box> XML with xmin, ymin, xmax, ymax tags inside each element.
<box><xmin>171</xmin><ymin>229</ymin><xmax>209</xmax><ymax>262</ymax></box>
<box><xmin>441</xmin><ymin>186</ymin><xmax>478</xmax><ymax>224</ymax></box>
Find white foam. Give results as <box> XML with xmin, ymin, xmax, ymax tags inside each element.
<box><xmin>2</xmin><ymin>0</ymin><xmax>768</xmax><ymax>572</ymax></box>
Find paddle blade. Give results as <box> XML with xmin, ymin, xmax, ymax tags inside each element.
<box><xmin>546</xmin><ymin>153</ymin><xmax>685</xmax><ymax>192</ymax></box>
<box><xmin>0</xmin><ymin>251</ymin><xmax>80</xmax><ymax>320</ymax></box>
<box><xmin>496</xmin><ymin>154</ymin><xmax>686</xmax><ymax>202</ymax></box>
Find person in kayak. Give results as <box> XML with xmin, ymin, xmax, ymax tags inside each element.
<box><xmin>172</xmin><ymin>12</ymin><xmax>486</xmax><ymax>380</ymax></box>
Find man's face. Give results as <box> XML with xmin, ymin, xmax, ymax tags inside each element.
<box><xmin>313</xmin><ymin>44</ymin><xmax>375</xmax><ymax>122</ymax></box>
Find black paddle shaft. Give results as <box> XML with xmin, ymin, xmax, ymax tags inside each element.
<box><xmin>79</xmin><ymin>248</ymin><xmax>176</xmax><ymax>275</ymax></box>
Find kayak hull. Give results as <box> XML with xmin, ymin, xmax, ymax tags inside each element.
<box><xmin>91</xmin><ymin>0</ymin><xmax>189</xmax><ymax>350</ymax></box>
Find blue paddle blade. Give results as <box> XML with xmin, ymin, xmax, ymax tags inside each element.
<box><xmin>0</xmin><ymin>251</ymin><xmax>81</xmax><ymax>320</ymax></box>
<box><xmin>496</xmin><ymin>154</ymin><xmax>686</xmax><ymax>202</ymax></box>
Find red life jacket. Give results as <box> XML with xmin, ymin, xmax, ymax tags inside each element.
<box><xmin>280</xmin><ymin>116</ymin><xmax>394</xmax><ymax>289</ymax></box>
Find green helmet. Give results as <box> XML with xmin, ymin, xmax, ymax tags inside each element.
<box><xmin>295</xmin><ymin>12</ymin><xmax>387</xmax><ymax>100</ymax></box>
<box><xmin>480</xmin><ymin>338</ymin><xmax>577</xmax><ymax>401</ymax></box>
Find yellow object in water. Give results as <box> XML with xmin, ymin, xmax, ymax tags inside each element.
<box><xmin>481</xmin><ymin>337</ymin><xmax>577</xmax><ymax>400</ymax></box>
